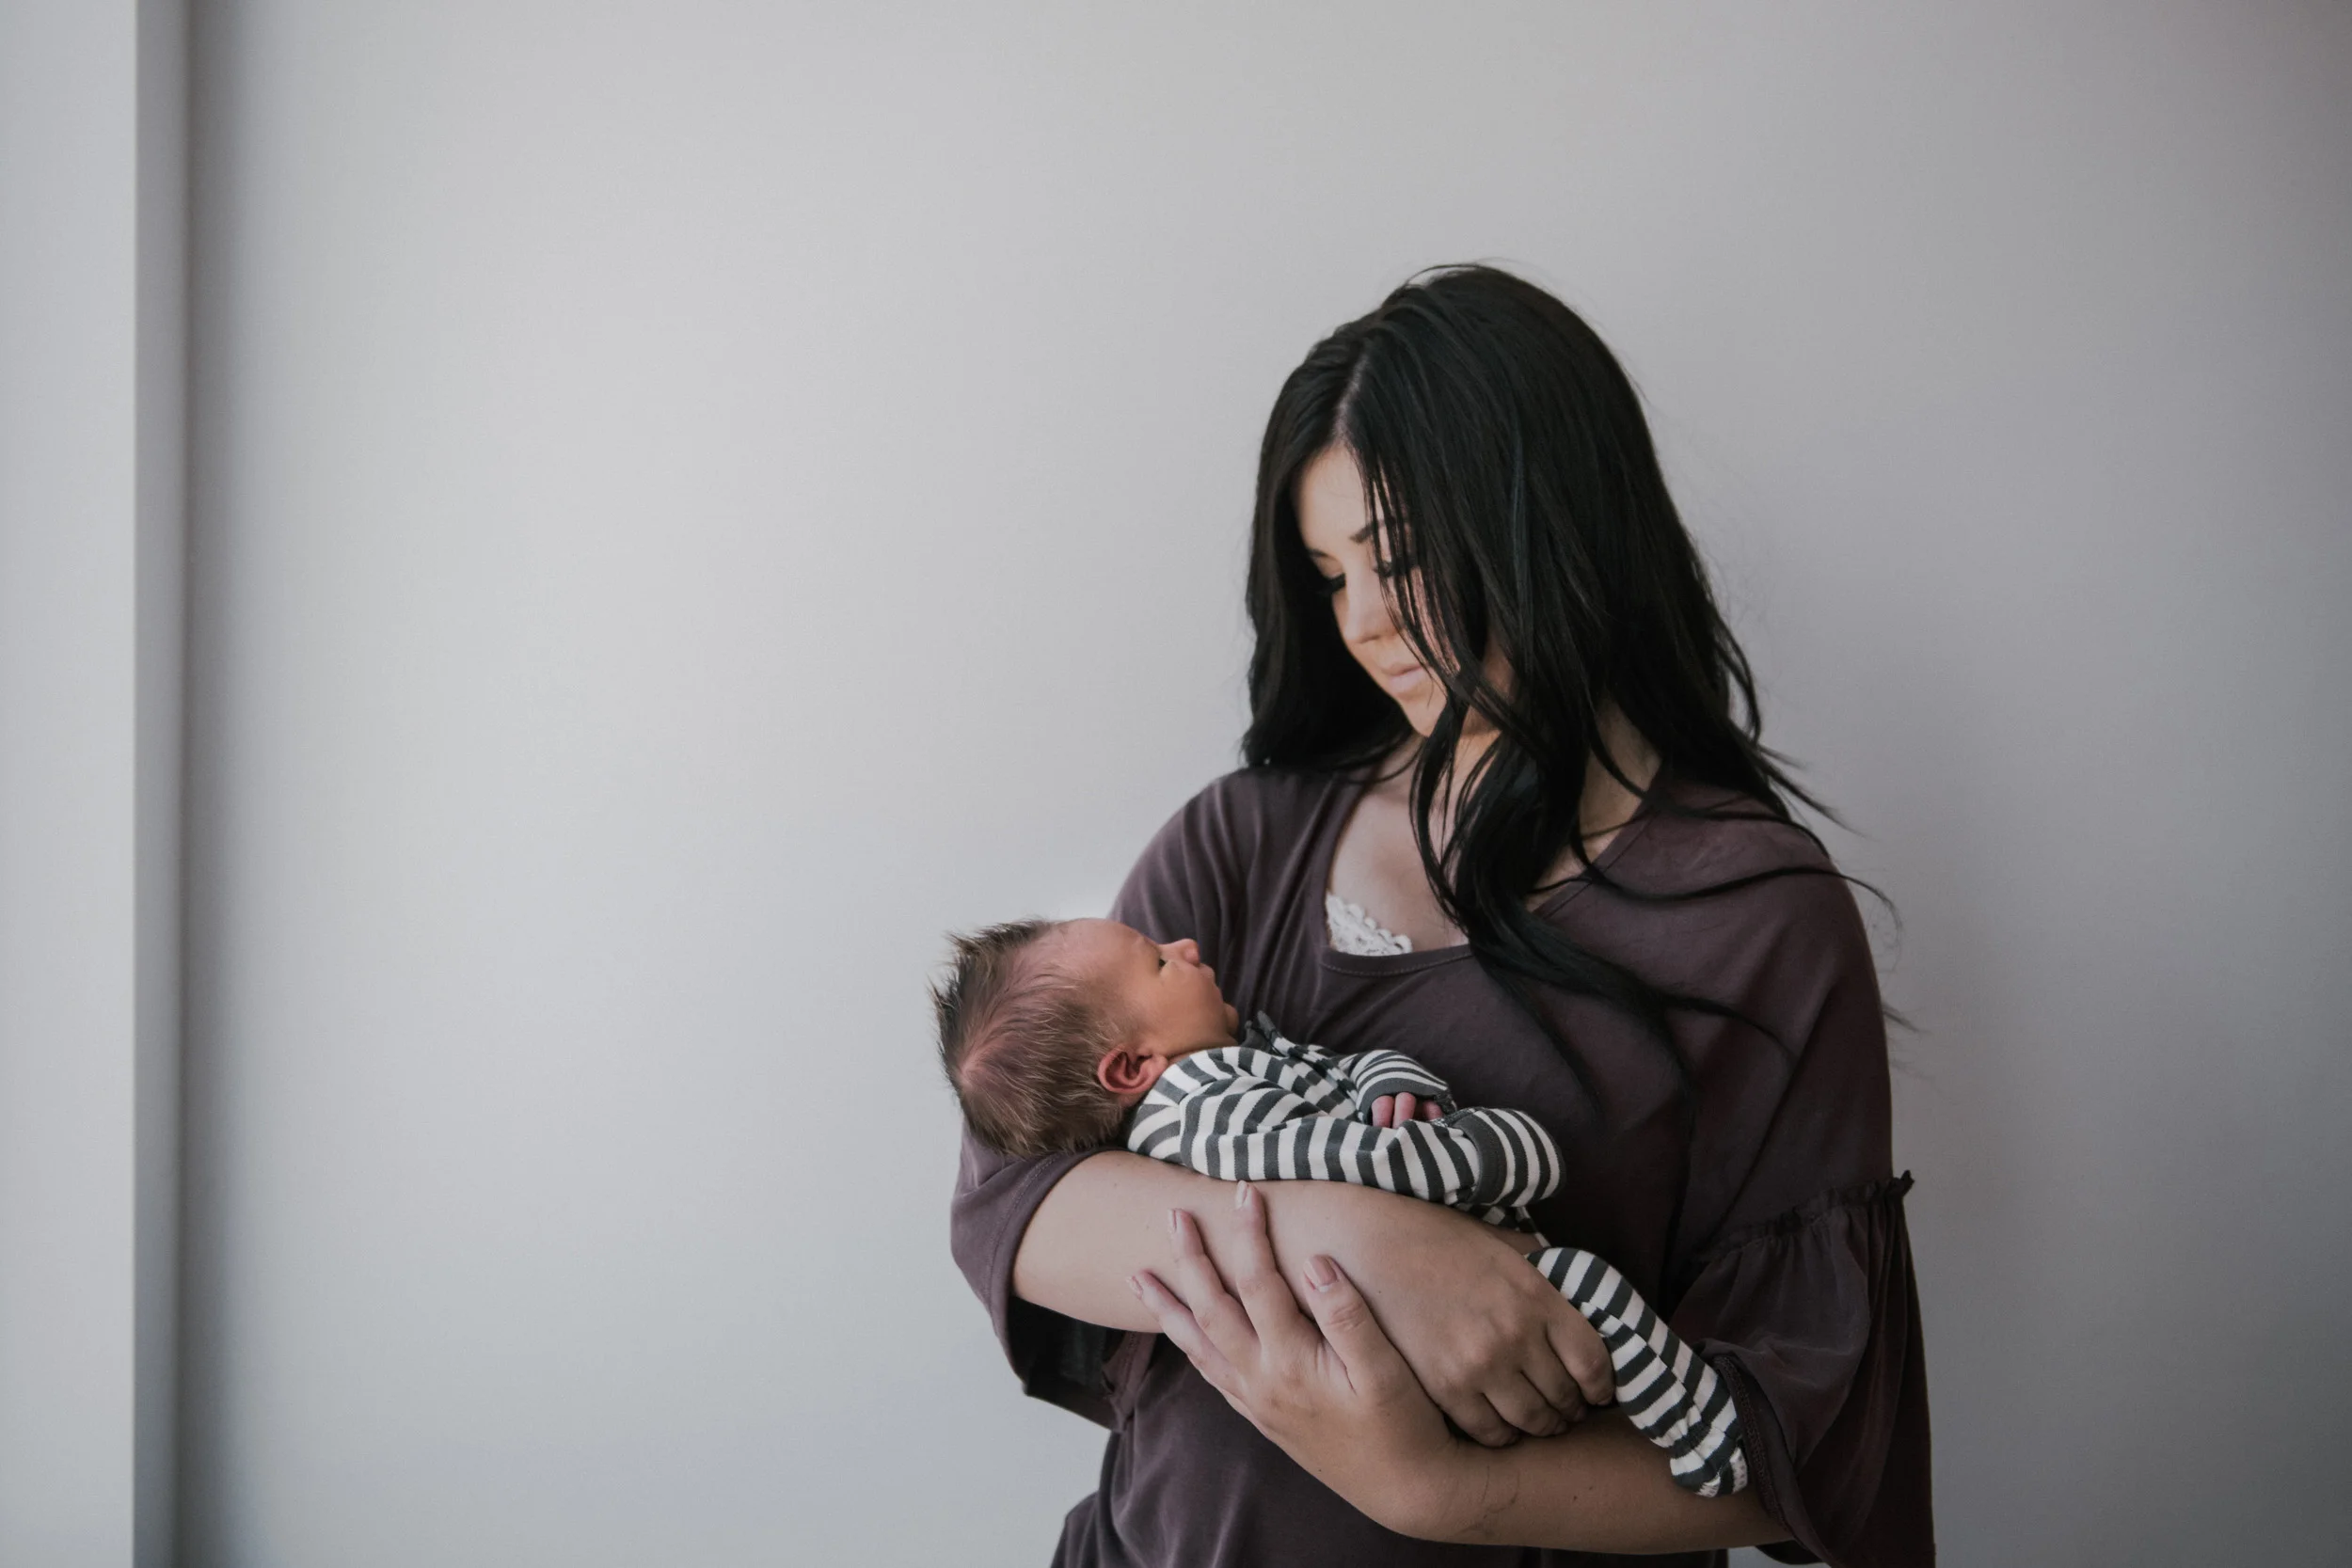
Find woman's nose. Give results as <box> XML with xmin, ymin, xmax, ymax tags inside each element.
<box><xmin>1172</xmin><ymin>939</ymin><xmax>1201</xmax><ymax>965</ymax></box>
<box><xmin>1336</xmin><ymin>572</ymin><xmax>1394</xmax><ymax>645</ymax></box>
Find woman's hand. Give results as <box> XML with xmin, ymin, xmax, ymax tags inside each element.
<box><xmin>1293</xmin><ymin>1186</ymin><xmax>1613</xmax><ymax>1446</ymax></box>
<box><xmin>1134</xmin><ymin>1183</ymin><xmax>1470</xmax><ymax>1536</ymax></box>
<box><xmin>1009</xmin><ymin>1151</ymin><xmax>1610</xmax><ymax>1446</ymax></box>
<box><xmin>1137</xmin><ymin>1183</ymin><xmax>1786</xmax><ymax>1551</ymax></box>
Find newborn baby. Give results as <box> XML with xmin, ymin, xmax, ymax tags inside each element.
<box><xmin>934</xmin><ymin>915</ymin><xmax>1749</xmax><ymax>1497</ymax></box>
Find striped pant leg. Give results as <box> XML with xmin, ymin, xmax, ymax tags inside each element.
<box><xmin>1529</xmin><ymin>1246</ymin><xmax>1750</xmax><ymax>1498</ymax></box>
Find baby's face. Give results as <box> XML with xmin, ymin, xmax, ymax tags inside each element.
<box><xmin>1053</xmin><ymin>919</ymin><xmax>1240</xmax><ymax>1061</ymax></box>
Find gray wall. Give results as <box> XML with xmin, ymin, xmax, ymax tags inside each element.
<box><xmin>0</xmin><ymin>3</ymin><xmax>183</xmax><ymax>1563</ymax></box>
<box><xmin>0</xmin><ymin>4</ymin><xmax>139</xmax><ymax>1560</ymax></box>
<box><xmin>161</xmin><ymin>2</ymin><xmax>2352</xmax><ymax>1563</ymax></box>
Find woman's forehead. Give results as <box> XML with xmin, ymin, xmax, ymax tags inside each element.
<box><xmin>1295</xmin><ymin>447</ymin><xmax>1371</xmax><ymax>554</ymax></box>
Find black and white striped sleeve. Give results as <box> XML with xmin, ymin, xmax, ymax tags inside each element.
<box><xmin>1127</xmin><ymin>1049</ymin><xmax>1563</xmax><ymax>1212</ymax></box>
<box><xmin>1322</xmin><ymin>1048</ymin><xmax>1458</xmax><ymax>1117</ymax></box>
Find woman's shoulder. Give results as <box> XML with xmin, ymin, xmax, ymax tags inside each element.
<box><xmin>1583</xmin><ymin>782</ymin><xmax>1886</xmax><ymax>1069</ymax></box>
<box><xmin>1148</xmin><ymin>764</ymin><xmax>1341</xmax><ymax>853</ymax></box>
<box><xmin>1622</xmin><ymin>779</ymin><xmax>1837</xmax><ymax>888</ymax></box>
<box><xmin>1112</xmin><ymin>766</ymin><xmax>1340</xmax><ymax>936</ymax></box>
<box><xmin>1606</xmin><ymin>780</ymin><xmax>1871</xmax><ymax>960</ymax></box>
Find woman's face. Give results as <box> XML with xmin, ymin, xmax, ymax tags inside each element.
<box><xmin>1295</xmin><ymin>445</ymin><xmax>1449</xmax><ymax>736</ymax></box>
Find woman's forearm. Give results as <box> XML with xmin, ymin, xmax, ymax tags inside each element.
<box><xmin>1412</xmin><ymin>1412</ymin><xmax>1784</xmax><ymax>1552</ymax></box>
<box><xmin>1014</xmin><ymin>1151</ymin><xmax>1484</xmax><ymax>1333</ymax></box>
<box><xmin>1021</xmin><ymin>1155</ymin><xmax>1613</xmax><ymax>1449</ymax></box>
<box><xmin>1117</xmin><ymin>1178</ymin><xmax>1785</xmax><ymax>1553</ymax></box>
<box><xmin>1013</xmin><ymin>1152</ymin><xmax>1221</xmax><ymax>1331</ymax></box>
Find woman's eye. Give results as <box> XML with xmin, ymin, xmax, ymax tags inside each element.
<box><xmin>1317</xmin><ymin>572</ymin><xmax>1345</xmax><ymax>597</ymax></box>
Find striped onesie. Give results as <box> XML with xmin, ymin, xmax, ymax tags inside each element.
<box><xmin>1126</xmin><ymin>1015</ymin><xmax>1749</xmax><ymax>1497</ymax></box>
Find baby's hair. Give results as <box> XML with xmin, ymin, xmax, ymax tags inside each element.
<box><xmin>932</xmin><ymin>918</ymin><xmax>1132</xmax><ymax>1158</ymax></box>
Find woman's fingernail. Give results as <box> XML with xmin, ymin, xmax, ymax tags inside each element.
<box><xmin>1307</xmin><ymin>1255</ymin><xmax>1338</xmax><ymax>1291</ymax></box>
<box><xmin>1233</xmin><ymin>1180</ymin><xmax>1252</xmax><ymax>1210</ymax></box>
<box><xmin>1168</xmin><ymin>1208</ymin><xmax>1183</xmax><ymax>1241</ymax></box>
<box><xmin>1129</xmin><ymin>1275</ymin><xmax>1145</xmax><ymax>1299</ymax></box>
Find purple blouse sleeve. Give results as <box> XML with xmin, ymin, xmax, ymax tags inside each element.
<box><xmin>1667</xmin><ymin>869</ymin><xmax>1935</xmax><ymax>1568</ymax></box>
<box><xmin>1682</xmin><ymin>1180</ymin><xmax>1930</xmax><ymax>1566</ymax></box>
<box><xmin>947</xmin><ymin>1134</ymin><xmax>1115</xmax><ymax>1425</ymax></box>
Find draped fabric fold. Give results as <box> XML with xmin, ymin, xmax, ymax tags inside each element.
<box><xmin>1677</xmin><ymin>1179</ymin><xmax>1929</xmax><ymax>1568</ymax></box>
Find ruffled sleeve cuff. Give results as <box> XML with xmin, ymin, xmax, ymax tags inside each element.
<box><xmin>1674</xmin><ymin>1176</ymin><xmax>1935</xmax><ymax>1568</ymax></box>
<box><xmin>949</xmin><ymin>1138</ymin><xmax>1131</xmax><ymax>1429</ymax></box>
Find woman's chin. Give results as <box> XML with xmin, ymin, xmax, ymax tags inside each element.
<box><xmin>1224</xmin><ymin>1003</ymin><xmax>1241</xmax><ymax>1034</ymax></box>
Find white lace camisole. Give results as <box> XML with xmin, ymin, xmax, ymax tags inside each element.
<box><xmin>1324</xmin><ymin>892</ymin><xmax>1414</xmax><ymax>957</ymax></box>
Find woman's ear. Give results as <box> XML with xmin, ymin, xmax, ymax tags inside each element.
<box><xmin>1096</xmin><ymin>1048</ymin><xmax>1167</xmax><ymax>1101</ymax></box>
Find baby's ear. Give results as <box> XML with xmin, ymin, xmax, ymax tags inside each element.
<box><xmin>1096</xmin><ymin>1048</ymin><xmax>1167</xmax><ymax>1100</ymax></box>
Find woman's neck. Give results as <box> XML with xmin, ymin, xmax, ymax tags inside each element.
<box><xmin>1577</xmin><ymin>704</ymin><xmax>1661</xmax><ymax>857</ymax></box>
<box><xmin>1394</xmin><ymin>702</ymin><xmax>1660</xmax><ymax>864</ymax></box>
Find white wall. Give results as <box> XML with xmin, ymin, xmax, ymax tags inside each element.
<box><xmin>177</xmin><ymin>4</ymin><xmax>2351</xmax><ymax>1565</ymax></box>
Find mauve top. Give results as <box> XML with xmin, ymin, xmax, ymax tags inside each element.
<box><xmin>949</xmin><ymin>768</ymin><xmax>1933</xmax><ymax>1568</ymax></box>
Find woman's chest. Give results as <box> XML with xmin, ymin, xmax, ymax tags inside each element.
<box><xmin>1245</xmin><ymin>958</ymin><xmax>1693</xmax><ymax>1288</ymax></box>
<box><xmin>1323</xmin><ymin>785</ymin><xmax>1460</xmax><ymax>950</ymax></box>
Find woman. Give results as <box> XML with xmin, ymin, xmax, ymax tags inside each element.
<box><xmin>950</xmin><ymin>266</ymin><xmax>1931</xmax><ymax>1566</ymax></box>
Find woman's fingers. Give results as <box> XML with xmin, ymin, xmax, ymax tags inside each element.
<box><xmin>1298</xmin><ymin>1255</ymin><xmax>1415</xmax><ymax>1396</ymax></box>
<box><xmin>1488</xmin><ymin>1372</ymin><xmax>1573</xmax><ymax>1437</ymax></box>
<box><xmin>1132</xmin><ymin>1270</ymin><xmax>1240</xmax><ymax>1395</ymax></box>
<box><xmin>1371</xmin><ymin>1094</ymin><xmax>1396</xmax><ymax>1128</ymax></box>
<box><xmin>1517</xmin><ymin>1336</ymin><xmax>1590</xmax><ymax>1422</ymax></box>
<box><xmin>1165</xmin><ymin>1209</ymin><xmax>1260</xmax><ymax>1358</ymax></box>
<box><xmin>1283</xmin><ymin>1248</ymin><xmax>1514</xmax><ymax>1443</ymax></box>
<box><xmin>1154</xmin><ymin>1199</ymin><xmax>1604</xmax><ymax>1461</ymax></box>
<box><xmin>1546</xmin><ymin>1307</ymin><xmax>1617</xmax><ymax>1408</ymax></box>
<box><xmin>1395</xmin><ymin>1092</ymin><xmax>1420</xmax><ymax>1124</ymax></box>
<box><xmin>1225</xmin><ymin>1184</ymin><xmax>1318</xmax><ymax>1358</ymax></box>
<box><xmin>1423</xmin><ymin>1380</ymin><xmax>1517</xmax><ymax>1448</ymax></box>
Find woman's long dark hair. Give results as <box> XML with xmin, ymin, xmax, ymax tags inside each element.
<box><xmin>1245</xmin><ymin>265</ymin><xmax>1835</xmax><ymax>1097</ymax></box>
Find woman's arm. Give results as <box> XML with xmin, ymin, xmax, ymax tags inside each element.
<box><xmin>1413</xmin><ymin>1413</ymin><xmax>1780</xmax><ymax>1550</ymax></box>
<box><xmin>1134</xmin><ymin>1185</ymin><xmax>1788</xmax><ymax>1553</ymax></box>
<box><xmin>1014</xmin><ymin>1150</ymin><xmax>1613</xmax><ymax>1447</ymax></box>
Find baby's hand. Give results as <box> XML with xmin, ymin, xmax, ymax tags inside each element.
<box><xmin>1370</xmin><ymin>1093</ymin><xmax>1446</xmax><ymax>1129</ymax></box>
